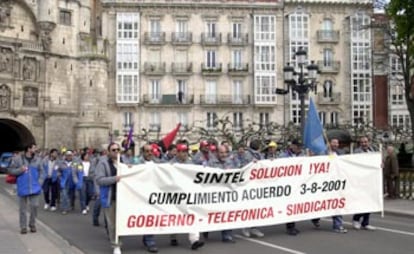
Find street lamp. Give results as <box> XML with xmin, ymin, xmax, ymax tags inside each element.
<box><xmin>279</xmin><ymin>47</ymin><xmax>319</xmax><ymax>135</ymax></box>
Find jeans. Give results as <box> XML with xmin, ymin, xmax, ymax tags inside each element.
<box><xmin>80</xmin><ymin>178</ymin><xmax>94</xmax><ymax>210</ymax></box>
<box><xmin>60</xmin><ymin>185</ymin><xmax>70</xmax><ymax>211</ymax></box>
<box><xmin>42</xmin><ymin>178</ymin><xmax>58</xmax><ymax>207</ymax></box>
<box><xmin>93</xmin><ymin>198</ymin><xmax>101</xmax><ymax>224</ymax></box>
<box><xmin>332</xmin><ymin>215</ymin><xmax>343</xmax><ymax>229</ymax></box>
<box><xmin>353</xmin><ymin>213</ymin><xmax>370</xmax><ymax>227</ymax></box>
<box><xmin>19</xmin><ymin>194</ymin><xmax>39</xmax><ymax>229</ymax></box>
<box><xmin>221</xmin><ymin>230</ymin><xmax>233</xmax><ymax>240</ymax></box>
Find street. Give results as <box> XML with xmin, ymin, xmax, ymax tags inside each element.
<box><xmin>1</xmin><ymin>184</ymin><xmax>414</xmax><ymax>254</ymax></box>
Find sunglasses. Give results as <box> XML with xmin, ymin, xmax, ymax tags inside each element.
<box><xmin>111</xmin><ymin>148</ymin><xmax>120</xmax><ymax>152</ymax></box>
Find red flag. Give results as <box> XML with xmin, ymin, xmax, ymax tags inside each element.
<box><xmin>158</xmin><ymin>123</ymin><xmax>181</xmax><ymax>152</ymax></box>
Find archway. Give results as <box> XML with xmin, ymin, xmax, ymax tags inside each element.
<box><xmin>0</xmin><ymin>119</ymin><xmax>36</xmax><ymax>154</ymax></box>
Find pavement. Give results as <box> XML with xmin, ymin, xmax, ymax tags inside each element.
<box><xmin>0</xmin><ymin>180</ymin><xmax>413</xmax><ymax>254</ymax></box>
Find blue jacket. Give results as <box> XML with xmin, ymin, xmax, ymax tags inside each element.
<box><xmin>58</xmin><ymin>160</ymin><xmax>84</xmax><ymax>190</ymax></box>
<box><xmin>9</xmin><ymin>154</ymin><xmax>44</xmax><ymax>197</ymax></box>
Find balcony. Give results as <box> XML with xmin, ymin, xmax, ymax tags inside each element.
<box><xmin>317</xmin><ymin>61</ymin><xmax>340</xmax><ymax>74</ymax></box>
<box><xmin>143</xmin><ymin>32</ymin><xmax>166</xmax><ymax>45</ymax></box>
<box><xmin>317</xmin><ymin>92</ymin><xmax>341</xmax><ymax>105</ymax></box>
<box><xmin>227</xmin><ymin>63</ymin><xmax>249</xmax><ymax>76</ymax></box>
<box><xmin>227</xmin><ymin>33</ymin><xmax>248</xmax><ymax>46</ymax></box>
<box><xmin>171</xmin><ymin>62</ymin><xmax>193</xmax><ymax>76</ymax></box>
<box><xmin>199</xmin><ymin>95</ymin><xmax>251</xmax><ymax>105</ymax></box>
<box><xmin>143</xmin><ymin>94</ymin><xmax>194</xmax><ymax>105</ymax></box>
<box><xmin>316</xmin><ymin>30</ymin><xmax>340</xmax><ymax>43</ymax></box>
<box><xmin>171</xmin><ymin>32</ymin><xmax>192</xmax><ymax>45</ymax></box>
<box><xmin>144</xmin><ymin>62</ymin><xmax>166</xmax><ymax>75</ymax></box>
<box><xmin>201</xmin><ymin>33</ymin><xmax>222</xmax><ymax>46</ymax></box>
<box><xmin>201</xmin><ymin>63</ymin><xmax>222</xmax><ymax>76</ymax></box>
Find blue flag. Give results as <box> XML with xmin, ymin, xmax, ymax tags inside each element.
<box><xmin>303</xmin><ymin>98</ymin><xmax>327</xmax><ymax>154</ymax></box>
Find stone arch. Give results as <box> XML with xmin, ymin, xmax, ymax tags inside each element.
<box><xmin>0</xmin><ymin>118</ymin><xmax>36</xmax><ymax>154</ymax></box>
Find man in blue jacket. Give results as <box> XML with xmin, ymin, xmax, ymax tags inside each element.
<box><xmin>8</xmin><ymin>143</ymin><xmax>44</xmax><ymax>234</ymax></box>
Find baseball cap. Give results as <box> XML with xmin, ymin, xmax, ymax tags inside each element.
<box><xmin>176</xmin><ymin>144</ymin><xmax>188</xmax><ymax>152</ymax></box>
<box><xmin>200</xmin><ymin>140</ymin><xmax>209</xmax><ymax>147</ymax></box>
<box><xmin>65</xmin><ymin>150</ymin><xmax>73</xmax><ymax>156</ymax></box>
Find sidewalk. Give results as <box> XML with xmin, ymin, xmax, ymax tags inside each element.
<box><xmin>383</xmin><ymin>197</ymin><xmax>414</xmax><ymax>217</ymax></box>
<box><xmin>0</xmin><ymin>190</ymin><xmax>83</xmax><ymax>254</ymax></box>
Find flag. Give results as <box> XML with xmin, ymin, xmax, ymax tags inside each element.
<box><xmin>158</xmin><ymin>123</ymin><xmax>181</xmax><ymax>152</ymax></box>
<box><xmin>303</xmin><ymin>98</ymin><xmax>327</xmax><ymax>155</ymax></box>
<box><xmin>124</xmin><ymin>125</ymin><xmax>134</xmax><ymax>150</ymax></box>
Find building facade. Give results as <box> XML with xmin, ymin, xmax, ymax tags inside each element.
<box><xmin>0</xmin><ymin>0</ymin><xmax>381</xmax><ymax>152</ymax></box>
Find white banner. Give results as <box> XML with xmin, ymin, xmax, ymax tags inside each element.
<box><xmin>115</xmin><ymin>153</ymin><xmax>383</xmax><ymax>236</ymax></box>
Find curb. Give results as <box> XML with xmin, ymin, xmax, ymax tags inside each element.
<box><xmin>0</xmin><ymin>185</ymin><xmax>84</xmax><ymax>254</ymax></box>
<box><xmin>384</xmin><ymin>210</ymin><xmax>414</xmax><ymax>219</ymax></box>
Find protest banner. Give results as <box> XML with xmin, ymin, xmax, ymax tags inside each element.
<box><xmin>115</xmin><ymin>153</ymin><xmax>383</xmax><ymax>236</ymax></box>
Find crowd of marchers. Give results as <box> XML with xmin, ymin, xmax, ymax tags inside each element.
<box><xmin>6</xmin><ymin>135</ymin><xmax>399</xmax><ymax>254</ymax></box>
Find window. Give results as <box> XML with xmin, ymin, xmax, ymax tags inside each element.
<box><xmin>206</xmin><ymin>50</ymin><xmax>217</xmax><ymax>68</ymax></box>
<box><xmin>150</xmin><ymin>80</ymin><xmax>161</xmax><ymax>102</ymax></box>
<box><xmin>289</xmin><ymin>12</ymin><xmax>309</xmax><ymax>41</ymax></box>
<box><xmin>207</xmin><ymin>112</ymin><xmax>218</xmax><ymax>129</ymax></box>
<box><xmin>177</xmin><ymin>112</ymin><xmax>189</xmax><ymax>128</ymax></box>
<box><xmin>117</xmin><ymin>43</ymin><xmax>139</xmax><ymax>71</ymax></box>
<box><xmin>255</xmin><ymin>46</ymin><xmax>275</xmax><ymax>71</ymax></box>
<box><xmin>149</xmin><ymin>19</ymin><xmax>161</xmax><ymax>41</ymax></box>
<box><xmin>150</xmin><ymin>112</ymin><xmax>161</xmax><ymax>131</ymax></box>
<box><xmin>318</xmin><ymin>112</ymin><xmax>326</xmax><ymax>126</ymax></box>
<box><xmin>176</xmin><ymin>19</ymin><xmax>188</xmax><ymax>40</ymax></box>
<box><xmin>205</xmin><ymin>80</ymin><xmax>217</xmax><ymax>103</ymax></box>
<box><xmin>255</xmin><ymin>75</ymin><xmax>276</xmax><ymax>103</ymax></box>
<box><xmin>116</xmin><ymin>74</ymin><xmax>139</xmax><ymax>103</ymax></box>
<box><xmin>117</xmin><ymin>13</ymin><xmax>139</xmax><ymax>39</ymax></box>
<box><xmin>323</xmin><ymin>48</ymin><xmax>333</xmax><ymax>66</ymax></box>
<box><xmin>390</xmin><ymin>84</ymin><xmax>404</xmax><ymax>105</ymax></box>
<box><xmin>59</xmin><ymin>10</ymin><xmax>72</xmax><ymax>26</ymax></box>
<box><xmin>206</xmin><ymin>22</ymin><xmax>217</xmax><ymax>38</ymax></box>
<box><xmin>233</xmin><ymin>112</ymin><xmax>243</xmax><ymax>130</ymax></box>
<box><xmin>123</xmin><ymin>112</ymin><xmax>133</xmax><ymax>130</ymax></box>
<box><xmin>259</xmin><ymin>112</ymin><xmax>269</xmax><ymax>127</ymax></box>
<box><xmin>232</xmin><ymin>23</ymin><xmax>242</xmax><ymax>39</ymax></box>
<box><xmin>232</xmin><ymin>80</ymin><xmax>243</xmax><ymax>104</ymax></box>
<box><xmin>232</xmin><ymin>50</ymin><xmax>242</xmax><ymax>69</ymax></box>
<box><xmin>330</xmin><ymin>112</ymin><xmax>338</xmax><ymax>126</ymax></box>
<box><xmin>323</xmin><ymin>80</ymin><xmax>333</xmax><ymax>98</ymax></box>
<box><xmin>254</xmin><ymin>15</ymin><xmax>275</xmax><ymax>41</ymax></box>
<box><xmin>177</xmin><ymin>80</ymin><xmax>187</xmax><ymax>103</ymax></box>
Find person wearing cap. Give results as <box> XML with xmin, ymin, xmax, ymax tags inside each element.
<box><xmin>168</xmin><ymin>143</ymin><xmax>205</xmax><ymax>250</ymax></box>
<box><xmin>279</xmin><ymin>139</ymin><xmax>305</xmax><ymax>236</ymax></box>
<box><xmin>192</xmin><ymin>140</ymin><xmax>215</xmax><ymax>166</ymax></box>
<box><xmin>263</xmin><ymin>141</ymin><xmax>278</xmax><ymax>159</ymax></box>
<box><xmin>58</xmin><ymin>150</ymin><xmax>84</xmax><ymax>215</ymax></box>
<box><xmin>136</xmin><ymin>144</ymin><xmax>160</xmax><ymax>253</ymax></box>
<box><xmin>207</xmin><ymin>145</ymin><xmax>237</xmax><ymax>243</ymax></box>
<box><xmin>8</xmin><ymin>143</ymin><xmax>44</xmax><ymax>234</ymax></box>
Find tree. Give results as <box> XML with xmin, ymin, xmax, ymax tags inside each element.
<box><xmin>378</xmin><ymin>0</ymin><xmax>414</xmax><ymax>143</ymax></box>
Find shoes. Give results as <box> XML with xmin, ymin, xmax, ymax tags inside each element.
<box><xmin>86</xmin><ymin>206</ymin><xmax>90</xmax><ymax>212</ymax></box>
<box><xmin>352</xmin><ymin>221</ymin><xmax>361</xmax><ymax>230</ymax></box>
<box><xmin>286</xmin><ymin>228</ymin><xmax>300</xmax><ymax>236</ymax></box>
<box><xmin>241</xmin><ymin>228</ymin><xmax>251</xmax><ymax>237</ymax></box>
<box><xmin>222</xmin><ymin>236</ymin><xmax>235</xmax><ymax>243</ymax></box>
<box><xmin>146</xmin><ymin>245</ymin><xmax>158</xmax><ymax>253</ymax></box>
<box><xmin>362</xmin><ymin>225</ymin><xmax>376</xmax><ymax>231</ymax></box>
<box><xmin>312</xmin><ymin>220</ymin><xmax>321</xmax><ymax>228</ymax></box>
<box><xmin>202</xmin><ymin>232</ymin><xmax>209</xmax><ymax>239</ymax></box>
<box><xmin>334</xmin><ymin>227</ymin><xmax>348</xmax><ymax>233</ymax></box>
<box><xmin>44</xmin><ymin>204</ymin><xmax>49</xmax><ymax>210</ymax></box>
<box><xmin>82</xmin><ymin>209</ymin><xmax>88</xmax><ymax>215</ymax></box>
<box><xmin>191</xmin><ymin>240</ymin><xmax>204</xmax><ymax>250</ymax></box>
<box><xmin>61</xmin><ymin>211</ymin><xmax>67</xmax><ymax>215</ymax></box>
<box><xmin>50</xmin><ymin>206</ymin><xmax>57</xmax><ymax>212</ymax></box>
<box><xmin>93</xmin><ymin>221</ymin><xmax>100</xmax><ymax>227</ymax></box>
<box><xmin>29</xmin><ymin>226</ymin><xmax>36</xmax><ymax>233</ymax></box>
<box><xmin>250</xmin><ymin>228</ymin><xmax>264</xmax><ymax>238</ymax></box>
<box><xmin>170</xmin><ymin>239</ymin><xmax>178</xmax><ymax>246</ymax></box>
<box><xmin>20</xmin><ymin>228</ymin><xmax>27</xmax><ymax>234</ymax></box>
<box><xmin>113</xmin><ymin>246</ymin><xmax>122</xmax><ymax>254</ymax></box>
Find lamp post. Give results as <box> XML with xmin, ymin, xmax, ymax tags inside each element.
<box><xmin>280</xmin><ymin>47</ymin><xmax>319</xmax><ymax>135</ymax></box>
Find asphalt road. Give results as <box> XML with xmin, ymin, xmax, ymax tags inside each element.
<box><xmin>2</xmin><ymin>185</ymin><xmax>414</xmax><ymax>254</ymax></box>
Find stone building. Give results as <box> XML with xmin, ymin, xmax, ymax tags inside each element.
<box><xmin>0</xmin><ymin>0</ymin><xmax>376</xmax><ymax>153</ymax></box>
